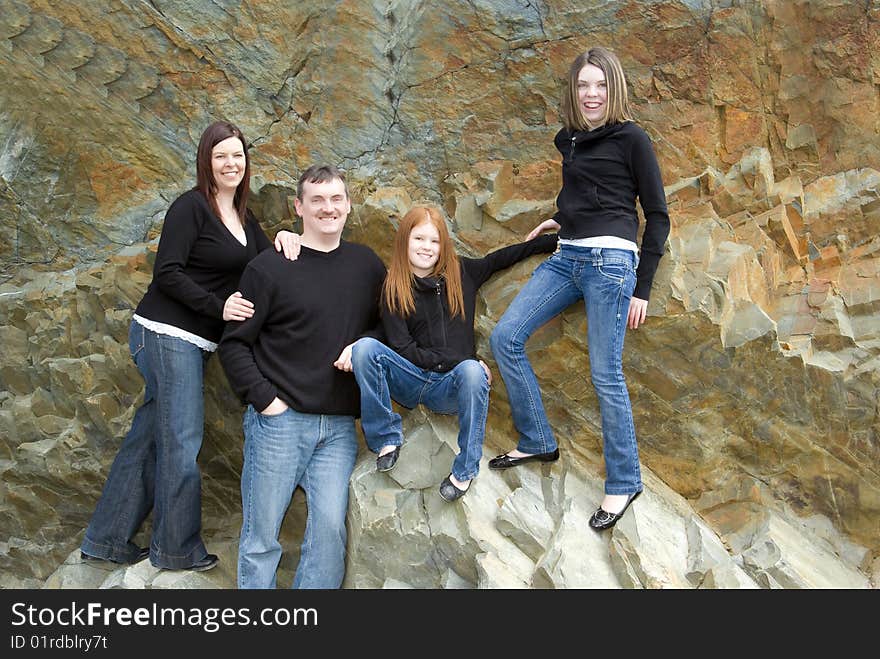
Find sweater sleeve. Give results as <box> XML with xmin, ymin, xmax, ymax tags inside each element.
<box><xmin>218</xmin><ymin>262</ymin><xmax>279</xmax><ymax>412</ymax></box>
<box><xmin>152</xmin><ymin>194</ymin><xmax>226</xmax><ymax>318</ymax></box>
<box><xmin>464</xmin><ymin>233</ymin><xmax>558</xmax><ymax>288</ymax></box>
<box><xmin>629</xmin><ymin>128</ymin><xmax>671</xmax><ymax>300</ymax></box>
<box><xmin>381</xmin><ymin>303</ymin><xmax>460</xmax><ymax>371</ymax></box>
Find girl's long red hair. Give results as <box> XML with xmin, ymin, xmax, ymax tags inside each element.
<box><xmin>384</xmin><ymin>206</ymin><xmax>464</xmax><ymax>318</ymax></box>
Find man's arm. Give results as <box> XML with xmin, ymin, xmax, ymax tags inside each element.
<box><xmin>218</xmin><ymin>262</ymin><xmax>280</xmax><ymax>412</ymax></box>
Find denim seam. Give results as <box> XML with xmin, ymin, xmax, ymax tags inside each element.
<box><xmin>153</xmin><ymin>334</ymin><xmax>172</xmax><ymax>560</ymax></box>
<box><xmin>299</xmin><ymin>469</ymin><xmax>314</xmax><ymax>586</ymax></box>
<box><xmin>451</xmin><ymin>362</ymin><xmax>489</xmax><ymax>481</ymax></box>
<box><xmin>149</xmin><ymin>333</ymin><xmax>205</xmax><ymax>564</ymax></box>
<box><xmin>618</xmin><ymin>271</ymin><xmax>641</xmax><ymax>487</ymax></box>
<box><xmin>505</xmin><ymin>283</ymin><xmax>570</xmax><ymax>453</ymax></box>
<box><xmin>375</xmin><ymin>354</ymin><xmax>404</xmax><ymax>450</ymax></box>
<box><xmin>239</xmin><ymin>409</ymin><xmax>255</xmax><ymax>587</ymax></box>
<box><xmin>603</xmin><ymin>269</ymin><xmax>641</xmax><ymax>493</ymax></box>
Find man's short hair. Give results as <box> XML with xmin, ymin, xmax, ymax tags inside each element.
<box><xmin>296</xmin><ymin>164</ymin><xmax>348</xmax><ymax>200</ymax></box>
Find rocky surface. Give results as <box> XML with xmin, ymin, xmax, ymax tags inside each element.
<box><xmin>2</xmin><ymin>1</ymin><xmax>878</xmax><ymax>588</ymax></box>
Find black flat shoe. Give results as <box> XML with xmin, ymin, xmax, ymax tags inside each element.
<box><xmin>589</xmin><ymin>490</ymin><xmax>642</xmax><ymax>531</ymax></box>
<box><xmin>439</xmin><ymin>475</ymin><xmax>469</xmax><ymax>502</ymax></box>
<box><xmin>376</xmin><ymin>446</ymin><xmax>401</xmax><ymax>472</ymax></box>
<box><xmin>488</xmin><ymin>448</ymin><xmax>559</xmax><ymax>470</ymax></box>
<box><xmin>81</xmin><ymin>546</ymin><xmax>150</xmax><ymax>565</ymax></box>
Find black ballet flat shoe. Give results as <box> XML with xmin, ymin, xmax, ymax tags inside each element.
<box><xmin>376</xmin><ymin>446</ymin><xmax>401</xmax><ymax>472</ymax></box>
<box><xmin>80</xmin><ymin>546</ymin><xmax>150</xmax><ymax>565</ymax></box>
<box><xmin>439</xmin><ymin>475</ymin><xmax>469</xmax><ymax>502</ymax></box>
<box><xmin>588</xmin><ymin>490</ymin><xmax>642</xmax><ymax>531</ymax></box>
<box><xmin>488</xmin><ymin>448</ymin><xmax>560</xmax><ymax>470</ymax></box>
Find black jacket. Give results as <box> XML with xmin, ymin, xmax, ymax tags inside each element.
<box><xmin>382</xmin><ymin>234</ymin><xmax>558</xmax><ymax>372</ymax></box>
<box><xmin>552</xmin><ymin>121</ymin><xmax>670</xmax><ymax>300</ymax></box>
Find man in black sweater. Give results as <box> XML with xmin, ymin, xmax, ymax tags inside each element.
<box><xmin>219</xmin><ymin>165</ymin><xmax>386</xmax><ymax>589</ymax></box>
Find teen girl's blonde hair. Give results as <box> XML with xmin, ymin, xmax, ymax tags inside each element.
<box><xmin>560</xmin><ymin>46</ymin><xmax>634</xmax><ymax>131</ymax></box>
<box><xmin>384</xmin><ymin>206</ymin><xmax>465</xmax><ymax>319</ymax></box>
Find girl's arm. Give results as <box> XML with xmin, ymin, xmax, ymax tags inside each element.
<box><xmin>629</xmin><ymin>128</ymin><xmax>670</xmax><ymax>302</ymax></box>
<box><xmin>464</xmin><ymin>232</ymin><xmax>558</xmax><ymax>289</ymax></box>
<box><xmin>526</xmin><ymin>219</ymin><xmax>561</xmax><ymax>240</ymax></box>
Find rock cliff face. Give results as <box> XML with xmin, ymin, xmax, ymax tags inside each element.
<box><xmin>1</xmin><ymin>1</ymin><xmax>878</xmax><ymax>588</ymax></box>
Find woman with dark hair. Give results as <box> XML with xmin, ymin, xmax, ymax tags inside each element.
<box><xmin>351</xmin><ymin>205</ymin><xmax>556</xmax><ymax>501</ymax></box>
<box><xmin>80</xmin><ymin>121</ymin><xmax>299</xmax><ymax>571</ymax></box>
<box><xmin>489</xmin><ymin>47</ymin><xmax>670</xmax><ymax>530</ymax></box>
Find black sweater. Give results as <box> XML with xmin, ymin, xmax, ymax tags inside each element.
<box><xmin>383</xmin><ymin>233</ymin><xmax>558</xmax><ymax>372</ymax></box>
<box><xmin>219</xmin><ymin>242</ymin><xmax>386</xmax><ymax>416</ymax></box>
<box><xmin>552</xmin><ymin>121</ymin><xmax>670</xmax><ymax>300</ymax></box>
<box><xmin>135</xmin><ymin>189</ymin><xmax>271</xmax><ymax>343</ymax></box>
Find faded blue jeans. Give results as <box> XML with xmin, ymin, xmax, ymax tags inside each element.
<box><xmin>238</xmin><ymin>405</ymin><xmax>358</xmax><ymax>589</ymax></box>
<box><xmin>490</xmin><ymin>246</ymin><xmax>642</xmax><ymax>495</ymax></box>
<box><xmin>351</xmin><ymin>337</ymin><xmax>490</xmax><ymax>482</ymax></box>
<box><xmin>81</xmin><ymin>320</ymin><xmax>211</xmax><ymax>568</ymax></box>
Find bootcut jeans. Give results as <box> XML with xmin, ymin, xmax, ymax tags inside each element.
<box><xmin>490</xmin><ymin>246</ymin><xmax>643</xmax><ymax>495</ymax></box>
<box><xmin>81</xmin><ymin>320</ymin><xmax>211</xmax><ymax>568</ymax></box>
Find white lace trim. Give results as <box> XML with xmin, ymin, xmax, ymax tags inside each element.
<box><xmin>559</xmin><ymin>236</ymin><xmax>638</xmax><ymax>253</ymax></box>
<box><xmin>133</xmin><ymin>315</ymin><xmax>218</xmax><ymax>352</ymax></box>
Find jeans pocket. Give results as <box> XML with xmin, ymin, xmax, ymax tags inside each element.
<box><xmin>258</xmin><ymin>406</ymin><xmax>290</xmax><ymax>421</ymax></box>
<box><xmin>597</xmin><ymin>260</ymin><xmax>634</xmax><ymax>284</ymax></box>
<box><xmin>129</xmin><ymin>322</ymin><xmax>146</xmax><ymax>360</ymax></box>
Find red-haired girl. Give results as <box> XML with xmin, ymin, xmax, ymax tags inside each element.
<box><xmin>351</xmin><ymin>205</ymin><xmax>556</xmax><ymax>501</ymax></box>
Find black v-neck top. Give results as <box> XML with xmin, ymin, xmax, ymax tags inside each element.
<box><xmin>135</xmin><ymin>189</ymin><xmax>271</xmax><ymax>344</ymax></box>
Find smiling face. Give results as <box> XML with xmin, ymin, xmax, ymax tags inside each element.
<box><xmin>211</xmin><ymin>136</ymin><xmax>246</xmax><ymax>193</ymax></box>
<box><xmin>294</xmin><ymin>176</ymin><xmax>351</xmax><ymax>244</ymax></box>
<box><xmin>407</xmin><ymin>218</ymin><xmax>441</xmax><ymax>277</ymax></box>
<box><xmin>577</xmin><ymin>63</ymin><xmax>607</xmax><ymax>126</ymax></box>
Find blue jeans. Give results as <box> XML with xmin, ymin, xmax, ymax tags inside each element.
<box><xmin>81</xmin><ymin>320</ymin><xmax>210</xmax><ymax>568</ymax></box>
<box><xmin>351</xmin><ymin>337</ymin><xmax>490</xmax><ymax>482</ymax></box>
<box><xmin>238</xmin><ymin>405</ymin><xmax>358</xmax><ymax>589</ymax></box>
<box><xmin>490</xmin><ymin>246</ymin><xmax>642</xmax><ymax>495</ymax></box>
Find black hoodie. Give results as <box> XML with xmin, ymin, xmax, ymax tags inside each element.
<box><xmin>382</xmin><ymin>234</ymin><xmax>558</xmax><ymax>372</ymax></box>
<box><xmin>552</xmin><ymin>121</ymin><xmax>670</xmax><ymax>300</ymax></box>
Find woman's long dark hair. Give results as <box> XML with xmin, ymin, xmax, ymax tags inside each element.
<box><xmin>195</xmin><ymin>120</ymin><xmax>251</xmax><ymax>225</ymax></box>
